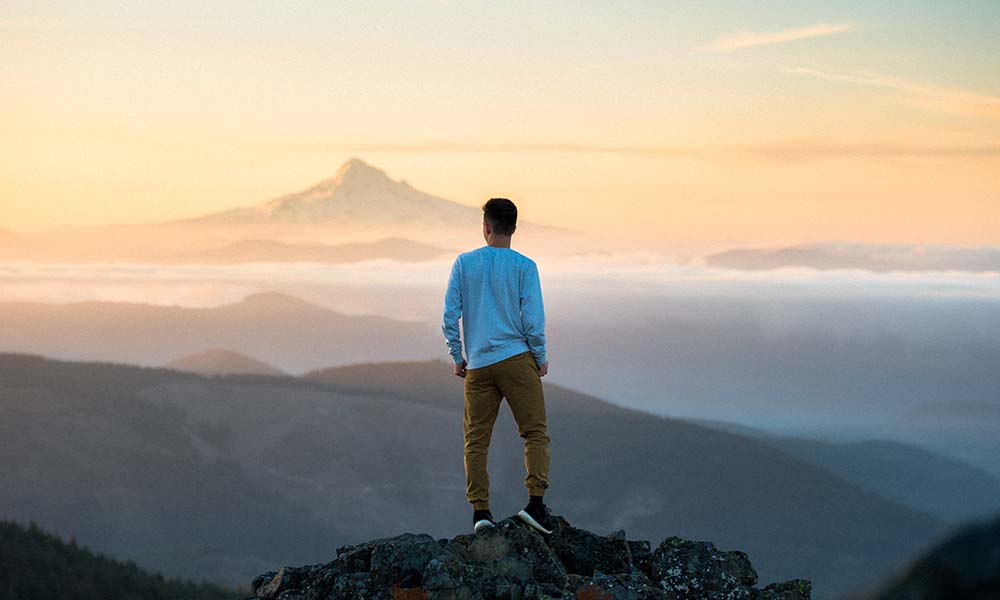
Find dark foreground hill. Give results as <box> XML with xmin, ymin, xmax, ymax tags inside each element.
<box><xmin>0</xmin><ymin>519</ymin><xmax>240</xmax><ymax>600</ymax></box>
<box><xmin>0</xmin><ymin>353</ymin><xmax>946</xmax><ymax>599</ymax></box>
<box><xmin>249</xmin><ymin>514</ymin><xmax>811</xmax><ymax>600</ymax></box>
<box><xmin>860</xmin><ymin>514</ymin><xmax>1000</xmax><ymax>600</ymax></box>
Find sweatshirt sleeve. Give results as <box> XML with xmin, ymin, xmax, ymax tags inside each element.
<box><xmin>441</xmin><ymin>257</ymin><xmax>466</xmax><ymax>364</ymax></box>
<box><xmin>520</xmin><ymin>259</ymin><xmax>547</xmax><ymax>365</ymax></box>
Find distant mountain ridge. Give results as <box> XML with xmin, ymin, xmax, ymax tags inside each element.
<box><xmin>0</xmin><ymin>291</ymin><xmax>440</xmax><ymax>372</ymax></box>
<box><xmin>166</xmin><ymin>349</ymin><xmax>286</xmax><ymax>377</ymax></box>
<box><xmin>690</xmin><ymin>419</ymin><xmax>1000</xmax><ymax>525</ymax></box>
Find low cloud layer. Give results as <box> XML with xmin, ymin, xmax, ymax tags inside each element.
<box><xmin>704</xmin><ymin>242</ymin><xmax>1000</xmax><ymax>274</ymax></box>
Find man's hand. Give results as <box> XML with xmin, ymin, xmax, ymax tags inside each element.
<box><xmin>453</xmin><ymin>360</ymin><xmax>467</xmax><ymax>378</ymax></box>
<box><xmin>538</xmin><ymin>361</ymin><xmax>548</xmax><ymax>377</ymax></box>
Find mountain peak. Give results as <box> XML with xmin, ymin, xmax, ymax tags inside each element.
<box><xmin>241</xmin><ymin>158</ymin><xmax>477</xmax><ymax>224</ymax></box>
<box><xmin>336</xmin><ymin>156</ymin><xmax>382</xmax><ymax>177</ymax></box>
<box><xmin>319</xmin><ymin>157</ymin><xmax>395</xmax><ymax>191</ymax></box>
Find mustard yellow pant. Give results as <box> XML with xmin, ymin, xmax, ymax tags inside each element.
<box><xmin>463</xmin><ymin>350</ymin><xmax>550</xmax><ymax>510</ymax></box>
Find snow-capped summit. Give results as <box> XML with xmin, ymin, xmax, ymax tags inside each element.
<box><xmin>91</xmin><ymin>156</ymin><xmax>587</xmax><ymax>259</ymax></box>
<box><xmin>288</xmin><ymin>157</ymin><xmax>399</xmax><ymax>200</ymax></box>
<box><xmin>191</xmin><ymin>158</ymin><xmax>480</xmax><ymax>226</ymax></box>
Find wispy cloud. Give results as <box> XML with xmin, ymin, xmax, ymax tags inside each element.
<box><xmin>785</xmin><ymin>66</ymin><xmax>1000</xmax><ymax>119</ymax></box>
<box><xmin>695</xmin><ymin>22</ymin><xmax>856</xmax><ymax>53</ymax></box>
<box><xmin>746</xmin><ymin>140</ymin><xmax>1000</xmax><ymax>161</ymax></box>
<box><xmin>275</xmin><ymin>139</ymin><xmax>1000</xmax><ymax>161</ymax></box>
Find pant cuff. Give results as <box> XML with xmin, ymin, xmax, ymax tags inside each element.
<box><xmin>528</xmin><ymin>487</ymin><xmax>547</xmax><ymax>497</ymax></box>
<box><xmin>471</xmin><ymin>501</ymin><xmax>490</xmax><ymax>510</ymax></box>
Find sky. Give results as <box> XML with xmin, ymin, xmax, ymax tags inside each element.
<box><xmin>2</xmin><ymin>0</ymin><xmax>999</xmax><ymax>246</ymax></box>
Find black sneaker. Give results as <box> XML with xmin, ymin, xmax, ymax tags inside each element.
<box><xmin>517</xmin><ymin>501</ymin><xmax>553</xmax><ymax>535</ymax></box>
<box><xmin>473</xmin><ymin>510</ymin><xmax>496</xmax><ymax>534</ymax></box>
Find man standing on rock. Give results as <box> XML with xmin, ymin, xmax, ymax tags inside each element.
<box><xmin>442</xmin><ymin>197</ymin><xmax>554</xmax><ymax>536</ymax></box>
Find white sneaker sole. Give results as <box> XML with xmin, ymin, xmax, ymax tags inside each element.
<box><xmin>517</xmin><ymin>510</ymin><xmax>553</xmax><ymax>535</ymax></box>
<box><xmin>473</xmin><ymin>519</ymin><xmax>495</xmax><ymax>534</ymax></box>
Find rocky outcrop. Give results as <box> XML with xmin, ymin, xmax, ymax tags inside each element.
<box><xmin>248</xmin><ymin>514</ymin><xmax>810</xmax><ymax>600</ymax></box>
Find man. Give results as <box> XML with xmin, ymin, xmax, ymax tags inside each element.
<box><xmin>442</xmin><ymin>197</ymin><xmax>554</xmax><ymax>535</ymax></box>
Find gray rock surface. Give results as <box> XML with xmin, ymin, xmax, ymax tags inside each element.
<box><xmin>248</xmin><ymin>514</ymin><xmax>810</xmax><ymax>600</ymax></box>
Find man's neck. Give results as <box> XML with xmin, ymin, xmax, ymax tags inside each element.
<box><xmin>486</xmin><ymin>237</ymin><xmax>512</xmax><ymax>248</ymax></box>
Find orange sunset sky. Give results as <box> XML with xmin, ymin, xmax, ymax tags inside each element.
<box><xmin>2</xmin><ymin>1</ymin><xmax>998</xmax><ymax>247</ymax></box>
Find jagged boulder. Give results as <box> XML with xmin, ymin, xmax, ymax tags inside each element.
<box><xmin>248</xmin><ymin>514</ymin><xmax>810</xmax><ymax>600</ymax></box>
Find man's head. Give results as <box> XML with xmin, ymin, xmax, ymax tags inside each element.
<box><xmin>482</xmin><ymin>198</ymin><xmax>517</xmax><ymax>240</ymax></box>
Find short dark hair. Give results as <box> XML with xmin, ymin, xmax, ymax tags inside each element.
<box><xmin>482</xmin><ymin>198</ymin><xmax>517</xmax><ymax>235</ymax></box>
